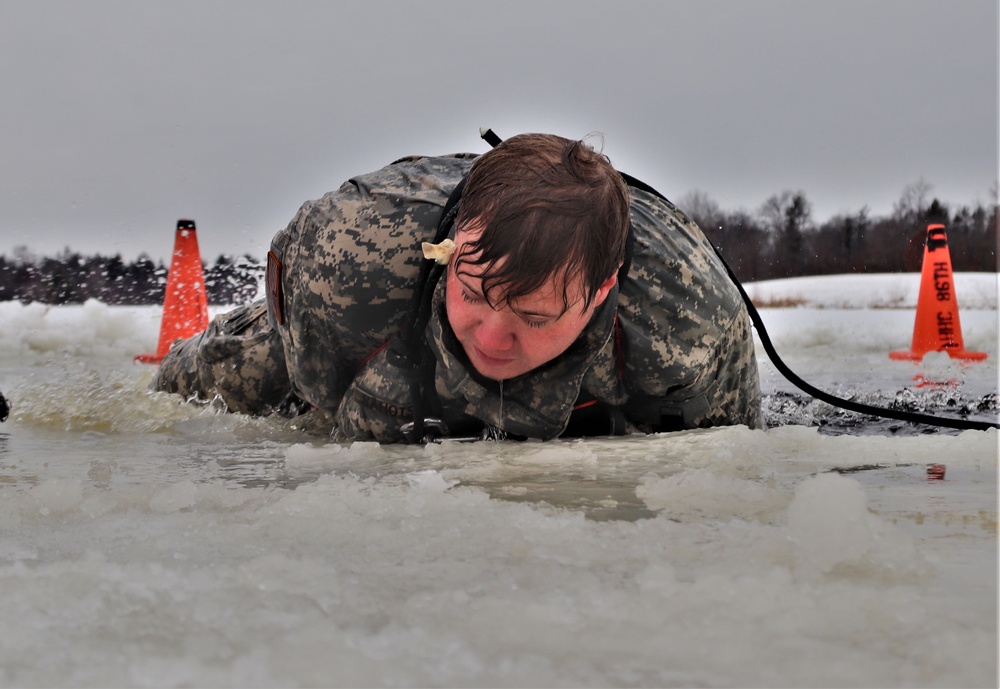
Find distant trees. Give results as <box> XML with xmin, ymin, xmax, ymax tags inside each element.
<box><xmin>682</xmin><ymin>180</ymin><xmax>997</xmax><ymax>282</ymax></box>
<box><xmin>203</xmin><ymin>254</ymin><xmax>262</xmax><ymax>305</ymax></box>
<box><xmin>0</xmin><ymin>250</ymin><xmax>264</xmax><ymax>306</ymax></box>
<box><xmin>1</xmin><ymin>180</ymin><xmax>996</xmax><ymax>305</ymax></box>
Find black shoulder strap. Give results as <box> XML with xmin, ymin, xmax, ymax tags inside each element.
<box><xmin>395</xmin><ymin>174</ymin><xmax>470</xmax><ymax>442</ymax></box>
<box><xmin>437</xmin><ymin>176</ymin><xmax>466</xmax><ymax>244</ymax></box>
<box><xmin>403</xmin><ymin>176</ymin><xmax>466</xmax><ymax>343</ymax></box>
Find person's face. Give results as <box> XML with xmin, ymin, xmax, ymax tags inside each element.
<box><xmin>444</xmin><ymin>226</ymin><xmax>617</xmax><ymax>381</ymax></box>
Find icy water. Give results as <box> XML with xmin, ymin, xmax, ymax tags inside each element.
<box><xmin>0</xmin><ymin>275</ymin><xmax>996</xmax><ymax>688</ymax></box>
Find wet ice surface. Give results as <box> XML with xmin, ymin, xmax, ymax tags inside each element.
<box><xmin>0</xmin><ymin>274</ymin><xmax>996</xmax><ymax>688</ymax></box>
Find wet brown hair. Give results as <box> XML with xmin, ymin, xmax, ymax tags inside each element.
<box><xmin>453</xmin><ymin>133</ymin><xmax>630</xmax><ymax>312</ymax></box>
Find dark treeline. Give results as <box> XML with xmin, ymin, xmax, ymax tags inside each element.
<box><xmin>0</xmin><ymin>251</ymin><xmax>264</xmax><ymax>306</ymax></box>
<box><xmin>684</xmin><ymin>181</ymin><xmax>997</xmax><ymax>282</ymax></box>
<box><xmin>1</xmin><ymin>182</ymin><xmax>996</xmax><ymax>305</ymax></box>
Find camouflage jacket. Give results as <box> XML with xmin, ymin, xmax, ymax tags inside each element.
<box><xmin>154</xmin><ymin>153</ymin><xmax>762</xmax><ymax>442</ymax></box>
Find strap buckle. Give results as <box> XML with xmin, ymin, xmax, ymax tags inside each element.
<box><xmin>400</xmin><ymin>418</ymin><xmax>449</xmax><ymax>444</ymax></box>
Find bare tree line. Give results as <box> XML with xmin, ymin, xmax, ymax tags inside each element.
<box><xmin>684</xmin><ymin>179</ymin><xmax>997</xmax><ymax>282</ymax></box>
<box><xmin>1</xmin><ymin>180</ymin><xmax>996</xmax><ymax>306</ymax></box>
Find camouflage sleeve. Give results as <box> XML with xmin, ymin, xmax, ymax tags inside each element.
<box><xmin>620</xmin><ymin>307</ymin><xmax>762</xmax><ymax>430</ymax></box>
<box><xmin>153</xmin><ymin>300</ymin><xmax>295</xmax><ymax>415</ymax></box>
<box><xmin>272</xmin><ymin>154</ymin><xmax>475</xmax><ymax>413</ymax></box>
<box><xmin>618</xmin><ymin>187</ymin><xmax>762</xmax><ymax>430</ymax></box>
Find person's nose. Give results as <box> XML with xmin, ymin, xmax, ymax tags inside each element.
<box><xmin>474</xmin><ymin>309</ymin><xmax>516</xmax><ymax>351</ymax></box>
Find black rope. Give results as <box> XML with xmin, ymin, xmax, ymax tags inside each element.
<box><xmin>715</xmin><ymin>251</ymin><xmax>999</xmax><ymax>432</ymax></box>
<box><xmin>622</xmin><ymin>170</ymin><xmax>998</xmax><ymax>431</ymax></box>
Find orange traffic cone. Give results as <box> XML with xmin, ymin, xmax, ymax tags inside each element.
<box><xmin>889</xmin><ymin>224</ymin><xmax>987</xmax><ymax>362</ymax></box>
<box><xmin>135</xmin><ymin>219</ymin><xmax>209</xmax><ymax>364</ymax></box>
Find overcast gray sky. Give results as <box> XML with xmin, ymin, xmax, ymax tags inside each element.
<box><xmin>1</xmin><ymin>0</ymin><xmax>996</xmax><ymax>263</ymax></box>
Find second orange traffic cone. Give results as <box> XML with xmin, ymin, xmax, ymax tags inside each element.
<box><xmin>135</xmin><ymin>219</ymin><xmax>209</xmax><ymax>364</ymax></box>
<box><xmin>889</xmin><ymin>224</ymin><xmax>986</xmax><ymax>362</ymax></box>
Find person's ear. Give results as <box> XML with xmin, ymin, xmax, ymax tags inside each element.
<box><xmin>592</xmin><ymin>267</ymin><xmax>621</xmax><ymax>308</ymax></box>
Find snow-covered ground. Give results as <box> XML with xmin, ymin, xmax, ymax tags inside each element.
<box><xmin>0</xmin><ymin>273</ymin><xmax>996</xmax><ymax>688</ymax></box>
<box><xmin>747</xmin><ymin>271</ymin><xmax>998</xmax><ymax>310</ymax></box>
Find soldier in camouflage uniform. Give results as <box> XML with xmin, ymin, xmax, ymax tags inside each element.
<box><xmin>154</xmin><ymin>133</ymin><xmax>761</xmax><ymax>442</ymax></box>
